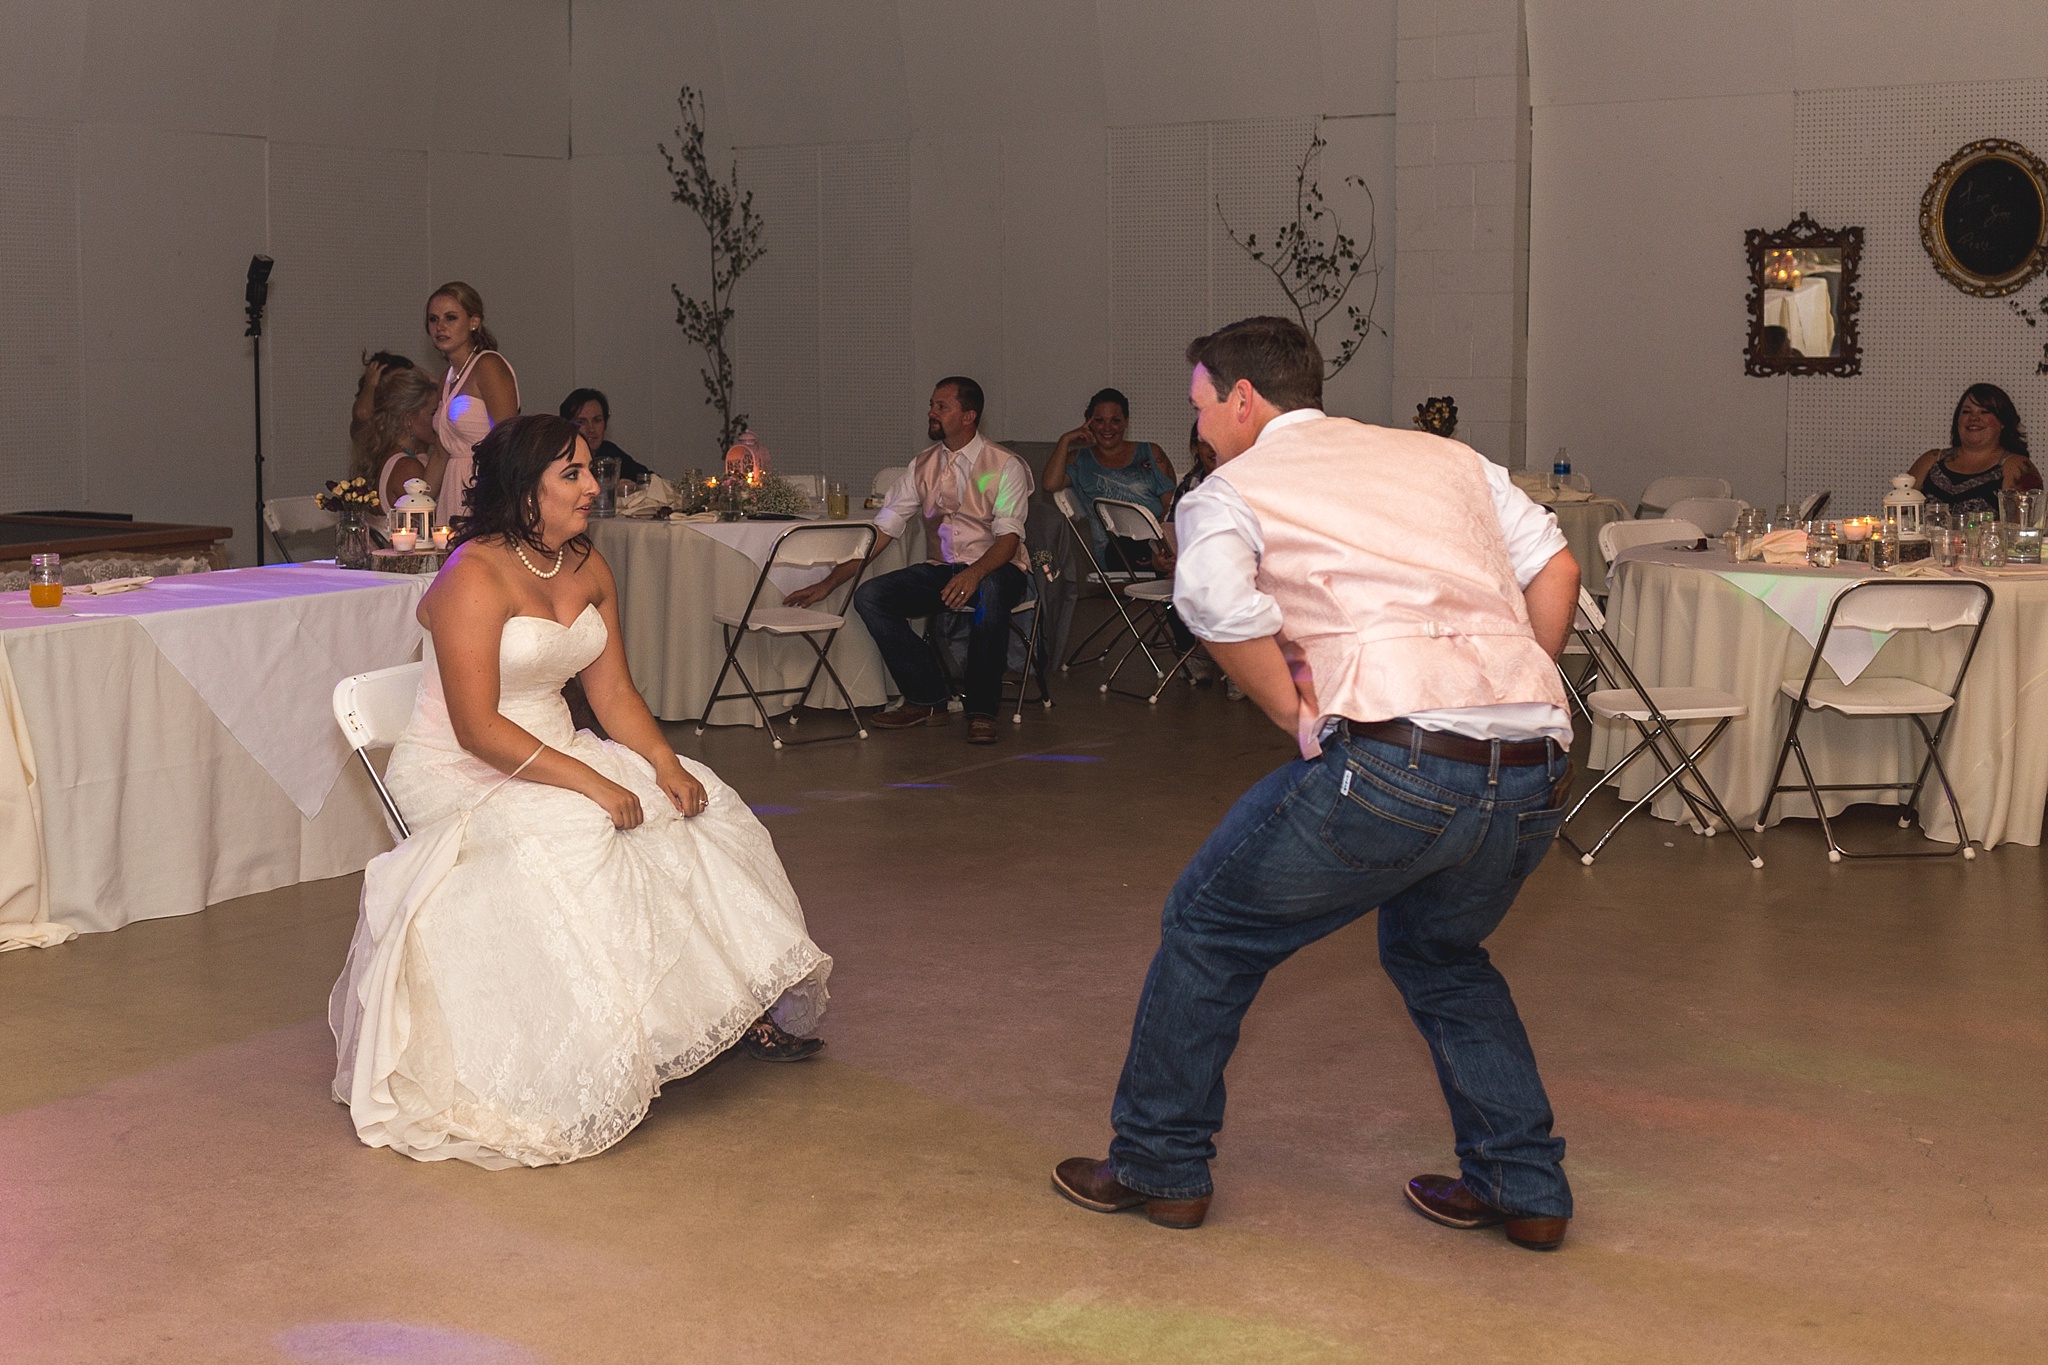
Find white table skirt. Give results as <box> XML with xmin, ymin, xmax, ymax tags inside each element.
<box><xmin>1546</xmin><ymin>496</ymin><xmax>1630</xmax><ymax>592</ymax></box>
<box><xmin>0</xmin><ymin>569</ymin><xmax>427</xmax><ymax>942</ymax></box>
<box><xmin>588</xmin><ymin>516</ymin><xmax>919</xmax><ymax>725</ymax></box>
<box><xmin>1592</xmin><ymin>558</ymin><xmax>2048</xmax><ymax>848</ymax></box>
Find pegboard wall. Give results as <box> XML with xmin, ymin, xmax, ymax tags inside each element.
<box><xmin>1790</xmin><ymin>79</ymin><xmax>2048</xmax><ymax>515</ymax></box>
<box><xmin>1109</xmin><ymin>117</ymin><xmax>1321</xmax><ymax>443</ymax></box>
<box><xmin>728</xmin><ymin>140</ymin><xmax>910</xmax><ymax>485</ymax></box>
<box><xmin>268</xmin><ymin>143</ymin><xmax>433</xmax><ymax>500</ymax></box>
<box><xmin>0</xmin><ymin>119</ymin><xmax>82</xmax><ymax>512</ymax></box>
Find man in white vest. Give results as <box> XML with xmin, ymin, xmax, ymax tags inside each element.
<box><xmin>1053</xmin><ymin>317</ymin><xmax>1582</xmax><ymax>1250</ymax></box>
<box><xmin>784</xmin><ymin>376</ymin><xmax>1032</xmax><ymax>745</ymax></box>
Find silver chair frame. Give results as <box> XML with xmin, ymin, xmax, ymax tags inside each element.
<box><xmin>1754</xmin><ymin>578</ymin><xmax>1993</xmax><ymax>862</ymax></box>
<box><xmin>695</xmin><ymin>523</ymin><xmax>879</xmax><ymax>749</ymax></box>
<box><xmin>1089</xmin><ymin>496</ymin><xmax>1199</xmax><ymax>702</ymax></box>
<box><xmin>924</xmin><ymin>558</ymin><xmax>1057</xmax><ymax>724</ymax></box>
<box><xmin>1052</xmin><ymin>487</ymin><xmax>1160</xmax><ymax>672</ymax></box>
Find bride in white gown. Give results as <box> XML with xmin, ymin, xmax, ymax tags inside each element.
<box><xmin>331</xmin><ymin>415</ymin><xmax>830</xmax><ymax>1169</ymax></box>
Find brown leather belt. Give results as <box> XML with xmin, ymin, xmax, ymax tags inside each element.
<box><xmin>1345</xmin><ymin>718</ymin><xmax>1555</xmax><ymax>767</ymax></box>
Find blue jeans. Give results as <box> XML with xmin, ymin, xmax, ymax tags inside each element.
<box><xmin>1108</xmin><ymin>724</ymin><xmax>1574</xmax><ymax>1218</ymax></box>
<box><xmin>854</xmin><ymin>561</ymin><xmax>1026</xmax><ymax>719</ymax></box>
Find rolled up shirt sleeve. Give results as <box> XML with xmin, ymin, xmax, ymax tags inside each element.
<box><xmin>871</xmin><ymin>464</ymin><xmax>922</xmax><ymax>541</ymax></box>
<box><xmin>1483</xmin><ymin>459</ymin><xmax>1570</xmax><ymax>588</ymax></box>
<box><xmin>990</xmin><ymin>457</ymin><xmax>1031</xmax><ymax>543</ymax></box>
<box><xmin>1171</xmin><ymin>478</ymin><xmax>1284</xmax><ymax>642</ymax></box>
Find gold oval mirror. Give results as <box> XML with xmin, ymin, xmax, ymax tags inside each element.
<box><xmin>1920</xmin><ymin>138</ymin><xmax>2048</xmax><ymax>297</ymax></box>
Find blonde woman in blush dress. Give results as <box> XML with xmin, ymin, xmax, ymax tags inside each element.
<box><xmin>330</xmin><ymin>415</ymin><xmax>830</xmax><ymax>1169</ymax></box>
<box><xmin>348</xmin><ymin>365</ymin><xmax>444</xmax><ymax>538</ymax></box>
<box><xmin>427</xmin><ymin>281</ymin><xmax>520</xmax><ymax>514</ymax></box>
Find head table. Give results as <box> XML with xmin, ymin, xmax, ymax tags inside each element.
<box><xmin>1593</xmin><ymin>544</ymin><xmax>2048</xmax><ymax>848</ymax></box>
<box><xmin>0</xmin><ymin>565</ymin><xmax>426</xmax><ymax>947</ymax></box>
<box><xmin>585</xmin><ymin>513</ymin><xmax>920</xmax><ymax>725</ymax></box>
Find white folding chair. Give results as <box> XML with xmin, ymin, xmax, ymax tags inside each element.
<box><xmin>1560</xmin><ymin>588</ymin><xmax>1763</xmax><ymax>868</ymax></box>
<box><xmin>1754</xmin><ymin>579</ymin><xmax>1993</xmax><ymax>862</ymax></box>
<box><xmin>1050</xmin><ymin>486</ymin><xmax>1158</xmax><ymax>671</ymax></box>
<box><xmin>1796</xmin><ymin>490</ymin><xmax>1832</xmax><ymax>521</ymax></box>
<box><xmin>1598</xmin><ymin>518</ymin><xmax>1706</xmax><ymax>565</ymax></box>
<box><xmin>696</xmin><ymin>523</ymin><xmax>879</xmax><ymax>749</ymax></box>
<box><xmin>1091</xmin><ymin>497</ymin><xmax>1201</xmax><ymax>703</ymax></box>
<box><xmin>332</xmin><ymin>662</ymin><xmax>424</xmax><ymax>840</ymax></box>
<box><xmin>871</xmin><ymin>466</ymin><xmax>907</xmax><ymax>497</ymax></box>
<box><xmin>1637</xmin><ymin>476</ymin><xmax>1732</xmax><ymax>518</ymax></box>
<box><xmin>265</xmin><ymin>494</ymin><xmax>339</xmax><ymax>563</ymax></box>
<box><xmin>783</xmin><ymin>473</ymin><xmax>824</xmax><ymax>501</ymax></box>
<box><xmin>1662</xmin><ymin>497</ymin><xmax>1746</xmax><ymax>537</ymax></box>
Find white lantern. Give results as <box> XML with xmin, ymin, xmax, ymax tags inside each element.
<box><xmin>1882</xmin><ymin>474</ymin><xmax>1925</xmax><ymax>541</ymax></box>
<box><xmin>392</xmin><ymin>478</ymin><xmax>437</xmax><ymax>545</ymax></box>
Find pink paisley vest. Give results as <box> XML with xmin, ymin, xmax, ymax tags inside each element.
<box><xmin>910</xmin><ymin>439</ymin><xmax>1031</xmax><ymax>571</ymax></box>
<box><xmin>1213</xmin><ymin>416</ymin><xmax>1565</xmax><ymax>739</ymax></box>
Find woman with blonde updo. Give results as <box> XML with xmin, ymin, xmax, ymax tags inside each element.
<box><xmin>349</xmin><ymin>366</ymin><xmax>444</xmax><ymax>538</ymax></box>
<box><xmin>426</xmin><ymin>281</ymin><xmax>520</xmax><ymax>514</ymax></box>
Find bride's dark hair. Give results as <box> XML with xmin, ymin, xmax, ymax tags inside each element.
<box><xmin>451</xmin><ymin>414</ymin><xmax>593</xmax><ymax>565</ymax></box>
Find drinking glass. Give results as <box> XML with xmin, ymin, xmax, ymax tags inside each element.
<box><xmin>28</xmin><ymin>553</ymin><xmax>61</xmax><ymax>608</ymax></box>
<box><xmin>826</xmin><ymin>481</ymin><xmax>849</xmax><ymax>520</ymax></box>
<box><xmin>1805</xmin><ymin>522</ymin><xmax>1838</xmax><ymax>568</ymax></box>
<box><xmin>590</xmin><ymin>454</ymin><xmax>620</xmax><ymax>517</ymax></box>
<box><xmin>1929</xmin><ymin>525</ymin><xmax>1962</xmax><ymax>569</ymax></box>
<box><xmin>1773</xmin><ymin>504</ymin><xmax>1799</xmax><ymax>531</ymax></box>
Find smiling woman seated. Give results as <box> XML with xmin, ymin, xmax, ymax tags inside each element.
<box><xmin>1909</xmin><ymin>383</ymin><xmax>2044</xmax><ymax>518</ymax></box>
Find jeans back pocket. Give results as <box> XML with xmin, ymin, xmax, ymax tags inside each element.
<box><xmin>1319</xmin><ymin>760</ymin><xmax>1458</xmax><ymax>873</ymax></box>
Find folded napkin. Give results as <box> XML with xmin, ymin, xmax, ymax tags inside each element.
<box><xmin>1544</xmin><ymin>488</ymin><xmax>1593</xmax><ymax>503</ymax></box>
<box><xmin>1757</xmin><ymin>529</ymin><xmax>1811</xmax><ymax>565</ymax></box>
<box><xmin>678</xmin><ymin>511</ymin><xmax>720</xmax><ymax>523</ymax></box>
<box><xmin>74</xmin><ymin>576</ymin><xmax>154</xmax><ymax>595</ymax></box>
<box><xmin>1885</xmin><ymin>562</ymin><xmax>1955</xmax><ymax>578</ymax></box>
<box><xmin>616</xmin><ymin>472</ymin><xmax>684</xmax><ymax>518</ymax></box>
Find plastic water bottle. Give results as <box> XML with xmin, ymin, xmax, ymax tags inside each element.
<box><xmin>1550</xmin><ymin>448</ymin><xmax>1571</xmax><ymax>495</ymax></box>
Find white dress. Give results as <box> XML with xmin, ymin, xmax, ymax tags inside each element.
<box><xmin>329</xmin><ymin>604</ymin><xmax>830</xmax><ymax>1169</ymax></box>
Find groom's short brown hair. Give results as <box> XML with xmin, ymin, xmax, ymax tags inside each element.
<box><xmin>1186</xmin><ymin>316</ymin><xmax>1323</xmax><ymax>412</ymax></box>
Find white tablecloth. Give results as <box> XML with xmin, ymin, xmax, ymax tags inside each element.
<box><xmin>587</xmin><ymin>515</ymin><xmax>918</xmax><ymax>724</ymax></box>
<box><xmin>1544</xmin><ymin>495</ymin><xmax>1631</xmax><ymax>592</ymax></box>
<box><xmin>0</xmin><ymin>566</ymin><xmax>427</xmax><ymax>944</ymax></box>
<box><xmin>1592</xmin><ymin>551</ymin><xmax>2048</xmax><ymax>848</ymax></box>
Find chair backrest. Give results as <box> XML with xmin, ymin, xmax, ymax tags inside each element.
<box><xmin>740</xmin><ymin>522</ymin><xmax>879</xmax><ymax>624</ymax></box>
<box><xmin>871</xmin><ymin>465</ymin><xmax>907</xmax><ymax>497</ymax></box>
<box><xmin>1052</xmin><ymin>486</ymin><xmax>1087</xmax><ymax>523</ymax></box>
<box><xmin>265</xmin><ymin>494</ymin><xmax>338</xmax><ymax>535</ymax></box>
<box><xmin>1796</xmin><ymin>490</ymin><xmax>1832</xmax><ymax>520</ymax></box>
<box><xmin>1092</xmin><ymin>496</ymin><xmax>1165</xmax><ymax>542</ymax></box>
<box><xmin>332</xmin><ymin>662</ymin><xmax>424</xmax><ymax>753</ymax></box>
<box><xmin>1828</xmin><ymin>580</ymin><xmax>1991</xmax><ymax>633</ymax></box>
<box><xmin>1599</xmin><ymin>518</ymin><xmax>1705</xmax><ymax>562</ymax></box>
<box><xmin>1662</xmin><ymin>497</ymin><xmax>1745</xmax><ymax>536</ymax></box>
<box><xmin>781</xmin><ymin>473</ymin><xmax>824</xmax><ymax>501</ymax></box>
<box><xmin>1637</xmin><ymin>475</ymin><xmax>1732</xmax><ymax>516</ymax></box>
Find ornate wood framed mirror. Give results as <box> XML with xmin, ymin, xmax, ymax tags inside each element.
<box><xmin>1744</xmin><ymin>213</ymin><xmax>1864</xmax><ymax>377</ymax></box>
<box><xmin>1920</xmin><ymin>138</ymin><xmax>2048</xmax><ymax>297</ymax></box>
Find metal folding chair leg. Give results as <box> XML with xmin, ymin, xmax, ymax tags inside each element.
<box><xmin>1560</xmin><ymin>715</ymin><xmax>1761</xmax><ymax>867</ymax></box>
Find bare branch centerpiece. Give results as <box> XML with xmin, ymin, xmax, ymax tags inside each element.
<box><xmin>1217</xmin><ymin>124</ymin><xmax>1386</xmax><ymax>382</ymax></box>
<box><xmin>662</xmin><ymin>86</ymin><xmax>768</xmax><ymax>455</ymax></box>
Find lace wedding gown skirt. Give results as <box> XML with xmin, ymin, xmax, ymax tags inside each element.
<box><xmin>329</xmin><ymin>605</ymin><xmax>830</xmax><ymax>1169</ymax></box>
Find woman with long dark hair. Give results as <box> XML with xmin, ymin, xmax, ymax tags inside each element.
<box><xmin>1043</xmin><ymin>386</ymin><xmax>1179</xmax><ymax>570</ymax></box>
<box><xmin>426</xmin><ymin>280</ymin><xmax>520</xmax><ymax>515</ymax></box>
<box><xmin>330</xmin><ymin>415</ymin><xmax>830</xmax><ymax>1169</ymax></box>
<box><xmin>1910</xmin><ymin>383</ymin><xmax>2043</xmax><ymax>515</ymax></box>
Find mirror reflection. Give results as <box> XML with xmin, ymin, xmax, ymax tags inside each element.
<box><xmin>1757</xmin><ymin>247</ymin><xmax>1842</xmax><ymax>358</ymax></box>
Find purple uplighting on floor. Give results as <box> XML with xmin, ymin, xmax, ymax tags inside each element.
<box><xmin>277</xmin><ymin>1322</ymin><xmax>542</xmax><ymax>1365</ymax></box>
<box><xmin>887</xmin><ymin>782</ymin><xmax>953</xmax><ymax>788</ymax></box>
<box><xmin>1018</xmin><ymin>754</ymin><xmax>1104</xmax><ymax>763</ymax></box>
<box><xmin>748</xmin><ymin>804</ymin><xmax>805</xmax><ymax>816</ymax></box>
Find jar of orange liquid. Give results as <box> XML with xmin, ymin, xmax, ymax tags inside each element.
<box><xmin>28</xmin><ymin>553</ymin><xmax>62</xmax><ymax>608</ymax></box>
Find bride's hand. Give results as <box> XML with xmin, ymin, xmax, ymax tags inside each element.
<box><xmin>585</xmin><ymin>774</ymin><xmax>644</xmax><ymax>829</ymax></box>
<box><xmin>656</xmin><ymin>762</ymin><xmax>708</xmax><ymax>818</ymax></box>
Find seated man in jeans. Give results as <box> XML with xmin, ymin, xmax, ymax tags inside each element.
<box><xmin>782</xmin><ymin>376</ymin><xmax>1030</xmax><ymax>745</ymax></box>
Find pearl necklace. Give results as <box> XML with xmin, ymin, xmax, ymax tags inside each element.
<box><xmin>510</xmin><ymin>538</ymin><xmax>567</xmax><ymax>579</ymax></box>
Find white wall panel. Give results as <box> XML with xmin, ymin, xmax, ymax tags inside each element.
<box><xmin>822</xmin><ymin>142</ymin><xmax>914</xmax><ymax>474</ymax></box>
<box><xmin>713</xmin><ymin>1</ymin><xmax>909</xmax><ymax>149</ymax></box>
<box><xmin>909</xmin><ymin>135</ymin><xmax>1005</xmax><ymax>438</ymax></box>
<box><xmin>0</xmin><ymin>2</ymin><xmax>86</xmax><ymax>123</ymax></box>
<box><xmin>268</xmin><ymin>143</ymin><xmax>432</xmax><ymax>500</ymax></box>
<box><xmin>433</xmin><ymin>0</ymin><xmax>570</xmax><ymax>158</ymax></box>
<box><xmin>1789</xmin><ymin>80</ymin><xmax>2048</xmax><ymax>513</ymax></box>
<box><xmin>999</xmin><ymin>127</ymin><xmax>1111</xmax><ymax>443</ymax></box>
<box><xmin>895</xmin><ymin>0</ymin><xmax>1107</xmax><ymax>137</ymax></box>
<box><xmin>0</xmin><ymin>120</ymin><xmax>83</xmax><ymax>511</ymax></box>
<box><xmin>1799</xmin><ymin>1</ymin><xmax>2048</xmax><ymax>91</ymax></box>
<box><xmin>270</xmin><ymin>1</ymin><xmax>439</xmax><ymax>149</ymax></box>
<box><xmin>570</xmin><ymin>0</ymin><xmax>726</xmax><ymax>159</ymax></box>
<box><xmin>1098</xmin><ymin>0</ymin><xmax>1336</xmax><ymax>126</ymax></box>
<box><xmin>81</xmin><ymin>0</ymin><xmax>279</xmax><ymax>138</ymax></box>
<box><xmin>430</xmin><ymin>151</ymin><xmax>577</xmax><ymax>420</ymax></box>
<box><xmin>729</xmin><ymin>145</ymin><xmax>822</xmax><ymax>470</ymax></box>
<box><xmin>77</xmin><ymin>125</ymin><xmax>269</xmax><ymax>551</ymax></box>
<box><xmin>1526</xmin><ymin>93</ymin><xmax>1793</xmax><ymax>509</ymax></box>
<box><xmin>1525</xmin><ymin>0</ymin><xmax>1789</xmax><ymax>110</ymax></box>
<box><xmin>571</xmin><ymin>153</ymin><xmax>656</xmax><ymax>458</ymax></box>
<box><xmin>1312</xmin><ymin>0</ymin><xmax>1398</xmax><ymax>118</ymax></box>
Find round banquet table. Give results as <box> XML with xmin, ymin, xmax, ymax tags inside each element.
<box><xmin>1592</xmin><ymin>549</ymin><xmax>2048</xmax><ymax>848</ymax></box>
<box><xmin>1508</xmin><ymin>474</ymin><xmax>1628</xmax><ymax>592</ymax></box>
<box><xmin>587</xmin><ymin>514</ymin><xmax>918</xmax><ymax>725</ymax></box>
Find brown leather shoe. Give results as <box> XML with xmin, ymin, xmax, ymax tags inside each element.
<box><xmin>1052</xmin><ymin>1157</ymin><xmax>1209</xmax><ymax>1230</ymax></box>
<box><xmin>869</xmin><ymin>703</ymin><xmax>946</xmax><ymax>729</ymax></box>
<box><xmin>1405</xmin><ymin>1174</ymin><xmax>1568</xmax><ymax>1251</ymax></box>
<box><xmin>967</xmin><ymin>716</ymin><xmax>999</xmax><ymax>745</ymax></box>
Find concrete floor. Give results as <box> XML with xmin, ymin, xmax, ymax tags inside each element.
<box><xmin>6</xmin><ymin>643</ymin><xmax>2046</xmax><ymax>1364</ymax></box>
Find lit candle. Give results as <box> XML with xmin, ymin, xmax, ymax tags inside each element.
<box><xmin>389</xmin><ymin>529</ymin><xmax>418</xmax><ymax>552</ymax></box>
<box><xmin>431</xmin><ymin>525</ymin><xmax>452</xmax><ymax>550</ymax></box>
<box><xmin>1841</xmin><ymin>518</ymin><xmax>1869</xmax><ymax>542</ymax></box>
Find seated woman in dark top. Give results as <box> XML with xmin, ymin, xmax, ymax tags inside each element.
<box><xmin>1910</xmin><ymin>384</ymin><xmax>2043</xmax><ymax>517</ymax></box>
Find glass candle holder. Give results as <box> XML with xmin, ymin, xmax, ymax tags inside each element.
<box><xmin>29</xmin><ymin>553</ymin><xmax>62</xmax><ymax>608</ymax></box>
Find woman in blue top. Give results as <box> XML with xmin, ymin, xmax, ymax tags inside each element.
<box><xmin>1043</xmin><ymin>388</ymin><xmax>1178</xmax><ymax>572</ymax></box>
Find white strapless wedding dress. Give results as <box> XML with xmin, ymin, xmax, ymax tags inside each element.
<box><xmin>329</xmin><ymin>605</ymin><xmax>830</xmax><ymax>1169</ymax></box>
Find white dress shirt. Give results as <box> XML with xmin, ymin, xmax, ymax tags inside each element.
<box><xmin>873</xmin><ymin>433</ymin><xmax>1032</xmax><ymax>563</ymax></box>
<box><xmin>1173</xmin><ymin>409</ymin><xmax>1573</xmax><ymax>744</ymax></box>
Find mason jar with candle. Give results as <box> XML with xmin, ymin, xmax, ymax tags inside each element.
<box><xmin>29</xmin><ymin>552</ymin><xmax>62</xmax><ymax>608</ymax></box>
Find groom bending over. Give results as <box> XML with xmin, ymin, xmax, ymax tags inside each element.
<box><xmin>783</xmin><ymin>376</ymin><xmax>1031</xmax><ymax>745</ymax></box>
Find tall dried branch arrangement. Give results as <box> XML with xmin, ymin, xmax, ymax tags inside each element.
<box><xmin>1217</xmin><ymin>127</ymin><xmax>1386</xmax><ymax>381</ymax></box>
<box><xmin>661</xmin><ymin>86</ymin><xmax>767</xmax><ymax>452</ymax></box>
